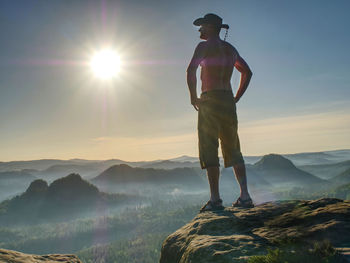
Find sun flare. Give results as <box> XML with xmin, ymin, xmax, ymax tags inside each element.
<box><xmin>90</xmin><ymin>49</ymin><xmax>121</xmax><ymax>79</ymax></box>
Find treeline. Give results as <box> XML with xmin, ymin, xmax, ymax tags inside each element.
<box><xmin>0</xmin><ymin>196</ymin><xmax>204</xmax><ymax>262</ymax></box>
<box><xmin>77</xmin><ymin>233</ymin><xmax>167</xmax><ymax>263</ymax></box>
<box><xmin>275</xmin><ymin>183</ymin><xmax>350</xmax><ymax>200</ymax></box>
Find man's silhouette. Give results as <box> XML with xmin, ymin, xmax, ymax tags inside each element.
<box><xmin>186</xmin><ymin>13</ymin><xmax>253</xmax><ymax>211</ymax></box>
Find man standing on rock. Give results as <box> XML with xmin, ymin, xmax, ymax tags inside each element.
<box><xmin>187</xmin><ymin>13</ymin><xmax>254</xmax><ymax>211</ymax></box>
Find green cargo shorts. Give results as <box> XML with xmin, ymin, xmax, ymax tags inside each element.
<box><xmin>198</xmin><ymin>89</ymin><xmax>245</xmax><ymax>169</ymax></box>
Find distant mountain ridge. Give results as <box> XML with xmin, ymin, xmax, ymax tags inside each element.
<box><xmin>0</xmin><ymin>173</ymin><xmax>139</xmax><ymax>225</ymax></box>
<box><xmin>255</xmin><ymin>154</ymin><xmax>297</xmax><ymax>170</ymax></box>
<box><xmin>167</xmin><ymin>155</ymin><xmax>198</xmax><ymax>163</ymax></box>
<box><xmin>91</xmin><ymin>164</ymin><xmax>205</xmax><ymax>186</ymax></box>
<box><xmin>333</xmin><ymin>168</ymin><xmax>350</xmax><ymax>186</ymax></box>
<box><xmin>0</xmin><ymin>171</ymin><xmax>38</xmax><ymax>201</ymax></box>
<box><xmin>300</xmin><ymin>160</ymin><xmax>350</xmax><ymax>180</ymax></box>
<box><xmin>0</xmin><ymin>171</ymin><xmax>36</xmax><ymax>181</ymax></box>
<box><xmin>140</xmin><ymin>160</ymin><xmax>200</xmax><ymax>169</ymax></box>
<box><xmin>251</xmin><ymin>154</ymin><xmax>326</xmax><ymax>187</ymax></box>
<box><xmin>1</xmin><ymin>150</ymin><xmax>349</xmax><ymax>200</ymax></box>
<box><xmin>283</xmin><ymin>149</ymin><xmax>350</xmax><ymax>165</ymax></box>
<box><xmin>45</xmin><ymin>173</ymin><xmax>99</xmax><ymax>202</ymax></box>
<box><xmin>90</xmin><ymin>154</ymin><xmax>328</xmax><ymax>192</ymax></box>
<box><xmin>1</xmin><ymin>149</ymin><xmax>348</xmax><ymax>172</ymax></box>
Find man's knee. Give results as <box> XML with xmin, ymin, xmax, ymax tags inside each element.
<box><xmin>233</xmin><ymin>162</ymin><xmax>245</xmax><ymax>169</ymax></box>
<box><xmin>200</xmin><ymin>155</ymin><xmax>219</xmax><ymax>169</ymax></box>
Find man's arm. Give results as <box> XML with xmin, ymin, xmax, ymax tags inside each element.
<box><xmin>234</xmin><ymin>55</ymin><xmax>252</xmax><ymax>103</ymax></box>
<box><xmin>186</xmin><ymin>42</ymin><xmax>205</xmax><ymax>111</ymax></box>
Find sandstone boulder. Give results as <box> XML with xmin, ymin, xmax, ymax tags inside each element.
<box><xmin>160</xmin><ymin>198</ymin><xmax>350</xmax><ymax>263</ymax></box>
<box><xmin>0</xmin><ymin>248</ymin><xmax>82</xmax><ymax>263</ymax></box>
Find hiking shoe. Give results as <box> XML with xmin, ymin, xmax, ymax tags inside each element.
<box><xmin>232</xmin><ymin>197</ymin><xmax>254</xmax><ymax>208</ymax></box>
<box><xmin>200</xmin><ymin>199</ymin><xmax>224</xmax><ymax>213</ymax></box>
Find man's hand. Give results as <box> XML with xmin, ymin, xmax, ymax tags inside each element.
<box><xmin>191</xmin><ymin>97</ymin><xmax>201</xmax><ymax>111</ymax></box>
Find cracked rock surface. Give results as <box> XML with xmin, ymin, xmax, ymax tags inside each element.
<box><xmin>0</xmin><ymin>248</ymin><xmax>82</xmax><ymax>263</ymax></box>
<box><xmin>160</xmin><ymin>198</ymin><xmax>350</xmax><ymax>263</ymax></box>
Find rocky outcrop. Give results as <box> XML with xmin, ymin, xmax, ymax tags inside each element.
<box><xmin>253</xmin><ymin>154</ymin><xmax>326</xmax><ymax>186</ymax></box>
<box><xmin>0</xmin><ymin>173</ymin><xmax>139</xmax><ymax>225</ymax></box>
<box><xmin>160</xmin><ymin>198</ymin><xmax>350</xmax><ymax>263</ymax></box>
<box><xmin>92</xmin><ymin>164</ymin><xmax>205</xmax><ymax>186</ymax></box>
<box><xmin>0</xmin><ymin>248</ymin><xmax>82</xmax><ymax>263</ymax></box>
<box><xmin>25</xmin><ymin>179</ymin><xmax>48</xmax><ymax>195</ymax></box>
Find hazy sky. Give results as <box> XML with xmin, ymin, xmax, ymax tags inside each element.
<box><xmin>1</xmin><ymin>0</ymin><xmax>349</xmax><ymax>161</ymax></box>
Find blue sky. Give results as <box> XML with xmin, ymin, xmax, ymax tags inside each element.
<box><xmin>0</xmin><ymin>0</ymin><xmax>349</xmax><ymax>161</ymax></box>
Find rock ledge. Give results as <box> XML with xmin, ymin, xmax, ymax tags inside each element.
<box><xmin>160</xmin><ymin>198</ymin><xmax>350</xmax><ymax>263</ymax></box>
<box><xmin>0</xmin><ymin>248</ymin><xmax>82</xmax><ymax>263</ymax></box>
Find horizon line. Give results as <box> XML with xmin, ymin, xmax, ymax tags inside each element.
<box><xmin>1</xmin><ymin>148</ymin><xmax>349</xmax><ymax>163</ymax></box>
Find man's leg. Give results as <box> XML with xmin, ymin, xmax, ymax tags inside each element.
<box><xmin>233</xmin><ymin>163</ymin><xmax>251</xmax><ymax>200</ymax></box>
<box><xmin>207</xmin><ymin>166</ymin><xmax>221</xmax><ymax>202</ymax></box>
<box><xmin>198</xmin><ymin>94</ymin><xmax>222</xmax><ymax>208</ymax></box>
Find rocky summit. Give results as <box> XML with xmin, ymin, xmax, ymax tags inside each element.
<box><xmin>160</xmin><ymin>198</ymin><xmax>350</xmax><ymax>263</ymax></box>
<box><xmin>0</xmin><ymin>248</ymin><xmax>82</xmax><ymax>263</ymax></box>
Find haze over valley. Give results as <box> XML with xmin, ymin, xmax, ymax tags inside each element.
<box><xmin>1</xmin><ymin>149</ymin><xmax>350</xmax><ymax>262</ymax></box>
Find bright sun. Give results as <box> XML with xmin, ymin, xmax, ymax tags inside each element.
<box><xmin>90</xmin><ymin>49</ymin><xmax>121</xmax><ymax>79</ymax></box>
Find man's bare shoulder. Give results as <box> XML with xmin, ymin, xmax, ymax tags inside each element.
<box><xmin>196</xmin><ymin>41</ymin><xmax>208</xmax><ymax>50</ymax></box>
<box><xmin>222</xmin><ymin>40</ymin><xmax>233</xmax><ymax>47</ymax></box>
<box><xmin>192</xmin><ymin>41</ymin><xmax>209</xmax><ymax>58</ymax></box>
<box><xmin>222</xmin><ymin>40</ymin><xmax>239</xmax><ymax>55</ymax></box>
